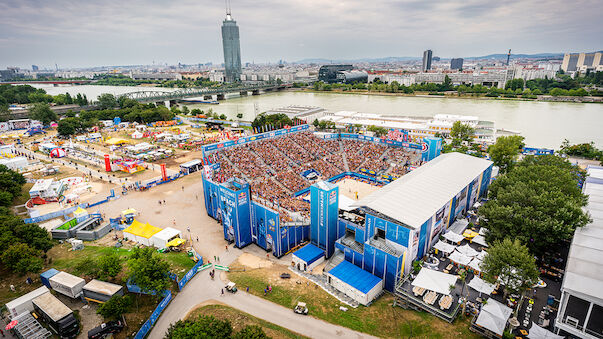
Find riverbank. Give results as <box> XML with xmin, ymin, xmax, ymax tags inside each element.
<box><xmin>295</xmin><ymin>88</ymin><xmax>603</xmax><ymax>103</ymax></box>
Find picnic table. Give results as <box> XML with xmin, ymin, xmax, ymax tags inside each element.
<box><xmin>439</xmin><ymin>295</ymin><xmax>453</xmax><ymax>310</ymax></box>
<box><xmin>423</xmin><ymin>291</ymin><xmax>438</xmax><ymax>305</ymax></box>
<box><xmin>412</xmin><ymin>286</ymin><xmax>426</xmax><ymax>296</ymax></box>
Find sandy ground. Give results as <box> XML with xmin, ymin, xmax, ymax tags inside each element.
<box><xmin>335</xmin><ymin>178</ymin><xmax>380</xmax><ymax>201</ymax></box>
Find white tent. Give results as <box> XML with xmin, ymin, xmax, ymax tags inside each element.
<box><xmin>469</xmin><ymin>257</ymin><xmax>484</xmax><ymax>273</ymax></box>
<box><xmin>474</xmin><ymin>299</ymin><xmax>512</xmax><ymax>336</ymax></box>
<box><xmin>467</xmin><ymin>276</ymin><xmax>496</xmax><ymax>295</ymax></box>
<box><xmin>338</xmin><ymin>194</ymin><xmax>357</xmax><ymax>211</ymax></box>
<box><xmin>448</xmin><ymin>219</ymin><xmax>469</xmax><ymax>235</ymax></box>
<box><xmin>131</xmin><ymin>131</ymin><xmax>144</xmax><ymax>139</ymax></box>
<box><xmin>443</xmin><ymin>231</ymin><xmax>464</xmax><ymax>244</ymax></box>
<box><xmin>457</xmin><ymin>244</ymin><xmax>479</xmax><ymax>257</ymax></box>
<box><xmin>448</xmin><ymin>251</ymin><xmax>472</xmax><ymax>266</ymax></box>
<box><xmin>476</xmin><ymin>251</ymin><xmax>487</xmax><ymax>261</ymax></box>
<box><xmin>473</xmin><ymin>234</ymin><xmax>488</xmax><ymax>247</ymax></box>
<box><xmin>411</xmin><ymin>268</ymin><xmax>457</xmax><ymax>295</ymax></box>
<box><xmin>150</xmin><ymin>227</ymin><xmax>182</xmax><ymax>249</ymax></box>
<box><xmin>527</xmin><ymin>322</ymin><xmax>564</xmax><ymax>339</ymax></box>
<box><xmin>433</xmin><ymin>241</ymin><xmax>456</xmax><ymax>254</ymax></box>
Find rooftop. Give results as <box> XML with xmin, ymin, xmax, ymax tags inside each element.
<box><xmin>353</xmin><ymin>152</ymin><xmax>492</xmax><ymax>229</ymax></box>
<box><xmin>328</xmin><ymin>260</ymin><xmax>382</xmax><ymax>294</ymax></box>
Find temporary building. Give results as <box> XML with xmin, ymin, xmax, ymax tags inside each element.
<box><xmin>131</xmin><ymin>131</ymin><xmax>144</xmax><ymax>139</ymax></box>
<box><xmin>411</xmin><ymin>268</ymin><xmax>458</xmax><ymax>295</ymax></box>
<box><xmin>433</xmin><ymin>240</ymin><xmax>456</xmax><ymax>255</ymax></box>
<box><xmin>180</xmin><ymin>159</ymin><xmax>203</xmax><ymax>174</ymax></box>
<box><xmin>292</xmin><ymin>244</ymin><xmax>325</xmax><ymax>272</ymax></box>
<box><xmin>82</xmin><ymin>279</ymin><xmax>124</xmax><ymax>303</ymax></box>
<box><xmin>467</xmin><ymin>276</ymin><xmax>496</xmax><ymax>295</ymax></box>
<box><xmin>40</xmin><ymin>268</ymin><xmax>60</xmax><ymax>288</ymax></box>
<box><xmin>327</xmin><ymin>261</ymin><xmax>383</xmax><ymax>306</ymax></box>
<box><xmin>5</xmin><ymin>286</ymin><xmax>50</xmax><ymax>318</ymax></box>
<box><xmin>448</xmin><ymin>251</ymin><xmax>472</xmax><ymax>266</ymax></box>
<box><xmin>527</xmin><ymin>322</ymin><xmax>564</xmax><ymax>339</ymax></box>
<box><xmin>473</xmin><ymin>298</ymin><xmax>512</xmax><ymax>337</ymax></box>
<box><xmin>73</xmin><ymin>207</ymin><xmax>88</xmax><ymax>221</ymax></box>
<box><xmin>123</xmin><ymin>219</ymin><xmax>162</xmax><ymax>246</ymax></box>
<box><xmin>150</xmin><ymin>227</ymin><xmax>182</xmax><ymax>249</ymax></box>
<box><xmin>443</xmin><ymin>231</ymin><xmax>464</xmax><ymax>244</ymax></box>
<box><xmin>49</xmin><ymin>271</ymin><xmax>86</xmax><ymax>298</ymax></box>
<box><xmin>0</xmin><ymin>156</ymin><xmax>28</xmax><ymax>170</ymax></box>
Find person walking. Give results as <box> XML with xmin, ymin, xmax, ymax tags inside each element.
<box><xmin>225</xmin><ymin>245</ymin><xmax>229</xmax><ymax>252</ymax></box>
<box><xmin>221</xmin><ymin>289</ymin><xmax>224</xmax><ymax>296</ymax></box>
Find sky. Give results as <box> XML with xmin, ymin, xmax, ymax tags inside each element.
<box><xmin>1</xmin><ymin>0</ymin><xmax>602</xmax><ymax>69</ymax></box>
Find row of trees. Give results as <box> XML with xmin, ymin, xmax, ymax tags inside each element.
<box><xmin>0</xmin><ymin>165</ymin><xmax>54</xmax><ymax>274</ymax></box>
<box><xmin>166</xmin><ymin>316</ymin><xmax>269</xmax><ymax>339</ymax></box>
<box><xmin>92</xmin><ymin>75</ymin><xmax>220</xmax><ymax>88</ymax></box>
<box><xmin>0</xmin><ymin>84</ymin><xmax>89</xmax><ymax>107</ymax></box>
<box><xmin>252</xmin><ymin>113</ymin><xmax>293</xmax><ymax>130</ymax></box>
<box><xmin>559</xmin><ymin>139</ymin><xmax>603</xmax><ymax>163</ymax></box>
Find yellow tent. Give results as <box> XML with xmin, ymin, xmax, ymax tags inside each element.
<box><xmin>123</xmin><ymin>219</ymin><xmax>162</xmax><ymax>246</ymax></box>
<box><xmin>166</xmin><ymin>238</ymin><xmax>185</xmax><ymax>248</ymax></box>
<box><xmin>463</xmin><ymin>229</ymin><xmax>479</xmax><ymax>240</ymax></box>
<box><xmin>73</xmin><ymin>207</ymin><xmax>88</xmax><ymax>218</ymax></box>
<box><xmin>104</xmin><ymin>138</ymin><xmax>129</xmax><ymax>145</ymax></box>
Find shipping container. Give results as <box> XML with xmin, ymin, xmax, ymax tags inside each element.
<box><xmin>32</xmin><ymin>292</ymin><xmax>80</xmax><ymax>338</ymax></box>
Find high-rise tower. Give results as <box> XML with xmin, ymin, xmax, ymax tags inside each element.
<box><xmin>221</xmin><ymin>3</ymin><xmax>242</xmax><ymax>83</ymax></box>
<box><xmin>422</xmin><ymin>49</ymin><xmax>433</xmax><ymax>72</ymax></box>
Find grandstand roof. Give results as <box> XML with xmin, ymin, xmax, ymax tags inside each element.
<box><xmin>352</xmin><ymin>152</ymin><xmax>492</xmax><ymax>229</ymax></box>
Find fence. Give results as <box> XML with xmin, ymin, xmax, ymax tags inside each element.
<box><xmin>23</xmin><ymin>204</ymin><xmax>87</xmax><ymax>224</ymax></box>
<box><xmin>176</xmin><ymin>255</ymin><xmax>207</xmax><ymax>290</ymax></box>
<box><xmin>133</xmin><ymin>291</ymin><xmax>173</xmax><ymax>339</ymax></box>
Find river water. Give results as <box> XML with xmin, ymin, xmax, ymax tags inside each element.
<box><xmin>34</xmin><ymin>84</ymin><xmax>603</xmax><ymax>149</ymax></box>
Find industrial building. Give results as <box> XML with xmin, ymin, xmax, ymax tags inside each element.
<box><xmin>555</xmin><ymin>165</ymin><xmax>603</xmax><ymax>338</ymax></box>
<box><xmin>318</xmin><ymin>64</ymin><xmax>354</xmax><ymax>83</ymax></box>
<box><xmin>221</xmin><ymin>8</ymin><xmax>242</xmax><ymax>82</ymax></box>
<box><xmin>561</xmin><ymin>52</ymin><xmax>603</xmax><ymax>73</ymax></box>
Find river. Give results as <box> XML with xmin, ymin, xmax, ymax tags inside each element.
<box><xmin>34</xmin><ymin>84</ymin><xmax>603</xmax><ymax>149</ymax></box>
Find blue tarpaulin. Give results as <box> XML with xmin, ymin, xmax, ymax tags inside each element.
<box><xmin>328</xmin><ymin>261</ymin><xmax>382</xmax><ymax>294</ymax></box>
<box><xmin>292</xmin><ymin>244</ymin><xmax>324</xmax><ymax>265</ymax></box>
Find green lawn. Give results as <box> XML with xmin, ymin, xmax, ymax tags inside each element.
<box><xmin>228</xmin><ymin>264</ymin><xmax>479</xmax><ymax>339</ymax></box>
<box><xmin>50</xmin><ymin>244</ymin><xmax>196</xmax><ymax>279</ymax></box>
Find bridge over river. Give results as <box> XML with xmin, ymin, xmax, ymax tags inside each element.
<box><xmin>120</xmin><ymin>83</ymin><xmax>291</xmax><ymax>104</ymax></box>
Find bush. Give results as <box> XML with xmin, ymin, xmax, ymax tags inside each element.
<box><xmin>97</xmin><ymin>295</ymin><xmax>132</xmax><ymax>319</ymax></box>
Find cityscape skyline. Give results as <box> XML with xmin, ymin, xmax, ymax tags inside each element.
<box><xmin>1</xmin><ymin>0</ymin><xmax>602</xmax><ymax>69</ymax></box>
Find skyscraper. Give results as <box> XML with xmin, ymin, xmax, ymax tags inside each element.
<box><xmin>450</xmin><ymin>58</ymin><xmax>463</xmax><ymax>70</ymax></box>
<box><xmin>422</xmin><ymin>50</ymin><xmax>433</xmax><ymax>72</ymax></box>
<box><xmin>221</xmin><ymin>7</ymin><xmax>242</xmax><ymax>83</ymax></box>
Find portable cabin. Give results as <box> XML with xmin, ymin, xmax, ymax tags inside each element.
<box><xmin>82</xmin><ymin>280</ymin><xmax>124</xmax><ymax>303</ymax></box>
<box><xmin>48</xmin><ymin>271</ymin><xmax>86</xmax><ymax>299</ymax></box>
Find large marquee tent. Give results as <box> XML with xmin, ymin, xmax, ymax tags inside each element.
<box><xmin>123</xmin><ymin>219</ymin><xmax>162</xmax><ymax>246</ymax></box>
<box><xmin>411</xmin><ymin>268</ymin><xmax>458</xmax><ymax>295</ymax></box>
<box><xmin>474</xmin><ymin>299</ymin><xmax>512</xmax><ymax>337</ymax></box>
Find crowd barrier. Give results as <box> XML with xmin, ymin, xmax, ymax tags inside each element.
<box><xmin>133</xmin><ymin>291</ymin><xmax>173</xmax><ymax>339</ymax></box>
<box><xmin>23</xmin><ymin>204</ymin><xmax>88</xmax><ymax>224</ymax></box>
<box><xmin>176</xmin><ymin>255</ymin><xmax>207</xmax><ymax>290</ymax></box>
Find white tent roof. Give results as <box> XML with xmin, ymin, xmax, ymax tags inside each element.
<box><xmin>449</xmin><ymin>219</ymin><xmax>469</xmax><ymax>235</ymax></box>
<box><xmin>411</xmin><ymin>268</ymin><xmax>457</xmax><ymax>295</ymax></box>
<box><xmin>527</xmin><ymin>322</ymin><xmax>564</xmax><ymax>339</ymax></box>
<box><xmin>475</xmin><ymin>299</ymin><xmax>512</xmax><ymax>336</ymax></box>
<box><xmin>448</xmin><ymin>251</ymin><xmax>472</xmax><ymax>265</ymax></box>
<box><xmin>352</xmin><ymin>153</ymin><xmax>492</xmax><ymax>229</ymax></box>
<box><xmin>433</xmin><ymin>241</ymin><xmax>456</xmax><ymax>254</ymax></box>
<box><xmin>467</xmin><ymin>276</ymin><xmax>496</xmax><ymax>295</ymax></box>
<box><xmin>473</xmin><ymin>234</ymin><xmax>488</xmax><ymax>247</ymax></box>
<box><xmin>476</xmin><ymin>251</ymin><xmax>487</xmax><ymax>261</ymax></box>
<box><xmin>443</xmin><ymin>231</ymin><xmax>464</xmax><ymax>243</ymax></box>
<box><xmin>338</xmin><ymin>194</ymin><xmax>357</xmax><ymax>211</ymax></box>
<box><xmin>469</xmin><ymin>257</ymin><xmax>484</xmax><ymax>272</ymax></box>
<box><xmin>562</xmin><ymin>165</ymin><xmax>603</xmax><ymax>304</ymax></box>
<box><xmin>151</xmin><ymin>227</ymin><xmax>181</xmax><ymax>242</ymax></box>
<box><xmin>457</xmin><ymin>244</ymin><xmax>479</xmax><ymax>257</ymax></box>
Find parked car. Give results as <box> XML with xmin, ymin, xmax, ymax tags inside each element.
<box><xmin>88</xmin><ymin>320</ymin><xmax>124</xmax><ymax>339</ymax></box>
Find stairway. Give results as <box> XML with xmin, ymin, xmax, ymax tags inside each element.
<box><xmin>323</xmin><ymin>250</ymin><xmax>345</xmax><ymax>273</ymax></box>
<box><xmin>339</xmin><ymin>140</ymin><xmax>351</xmax><ymax>172</ymax></box>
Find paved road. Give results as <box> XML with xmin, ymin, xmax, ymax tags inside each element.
<box><xmin>148</xmin><ymin>249</ymin><xmax>376</xmax><ymax>339</ymax></box>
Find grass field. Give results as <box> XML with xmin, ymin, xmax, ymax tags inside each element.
<box><xmin>227</xmin><ymin>260</ymin><xmax>480</xmax><ymax>339</ymax></box>
<box><xmin>187</xmin><ymin>304</ymin><xmax>307</xmax><ymax>339</ymax></box>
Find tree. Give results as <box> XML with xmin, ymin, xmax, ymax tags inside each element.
<box><xmin>29</xmin><ymin>102</ymin><xmax>57</xmax><ymax>125</ymax></box>
<box><xmin>0</xmin><ymin>164</ymin><xmax>26</xmax><ymax>206</ymax></box>
<box><xmin>1</xmin><ymin>243</ymin><xmax>43</xmax><ymax>274</ymax></box>
<box><xmin>127</xmin><ymin>247</ymin><xmax>171</xmax><ymax>294</ymax></box>
<box><xmin>165</xmin><ymin>316</ymin><xmax>233</xmax><ymax>339</ymax></box>
<box><xmin>232</xmin><ymin>325</ymin><xmax>269</xmax><ymax>339</ymax></box>
<box><xmin>97</xmin><ymin>93</ymin><xmax>118</xmax><ymax>109</ymax></box>
<box><xmin>182</xmin><ymin>106</ymin><xmax>190</xmax><ymax>115</ymax></box>
<box><xmin>97</xmin><ymin>253</ymin><xmax>122</xmax><ymax>280</ymax></box>
<box><xmin>236</xmin><ymin>113</ymin><xmax>243</xmax><ymax>120</ymax></box>
<box><xmin>57</xmin><ymin>119</ymin><xmax>76</xmax><ymax>136</ymax></box>
<box><xmin>478</xmin><ymin>155</ymin><xmax>590</xmax><ymax>255</ymax></box>
<box><xmin>441</xmin><ymin>75</ymin><xmax>452</xmax><ymax>91</ymax></box>
<box><xmin>97</xmin><ymin>295</ymin><xmax>132</xmax><ymax>319</ymax></box>
<box><xmin>450</xmin><ymin>121</ymin><xmax>475</xmax><ymax>143</ymax></box>
<box><xmin>505</xmin><ymin>78</ymin><xmax>524</xmax><ymax>91</ymax></box>
<box><xmin>481</xmin><ymin>239</ymin><xmax>539</xmax><ymax>299</ymax></box>
<box><xmin>487</xmin><ymin>135</ymin><xmax>525</xmax><ymax>174</ymax></box>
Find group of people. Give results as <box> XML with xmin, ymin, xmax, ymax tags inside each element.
<box><xmin>206</xmin><ymin>132</ymin><xmax>422</xmax><ymax>222</ymax></box>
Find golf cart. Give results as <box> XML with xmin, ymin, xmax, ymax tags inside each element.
<box><xmin>225</xmin><ymin>282</ymin><xmax>238</xmax><ymax>293</ymax></box>
<box><xmin>294</xmin><ymin>302</ymin><xmax>308</xmax><ymax>315</ymax></box>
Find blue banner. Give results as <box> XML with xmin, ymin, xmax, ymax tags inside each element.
<box><xmin>177</xmin><ymin>254</ymin><xmax>204</xmax><ymax>290</ymax></box>
<box><xmin>134</xmin><ymin>291</ymin><xmax>172</xmax><ymax>339</ymax></box>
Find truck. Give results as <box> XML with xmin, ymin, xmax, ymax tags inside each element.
<box><xmin>4</xmin><ymin>286</ymin><xmax>50</xmax><ymax>319</ymax></box>
<box><xmin>49</xmin><ymin>271</ymin><xmax>86</xmax><ymax>299</ymax></box>
<box><xmin>32</xmin><ymin>292</ymin><xmax>80</xmax><ymax>338</ymax></box>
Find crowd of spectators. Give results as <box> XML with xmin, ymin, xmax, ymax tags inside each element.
<box><xmin>205</xmin><ymin>132</ymin><xmax>422</xmax><ymax>221</ymax></box>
